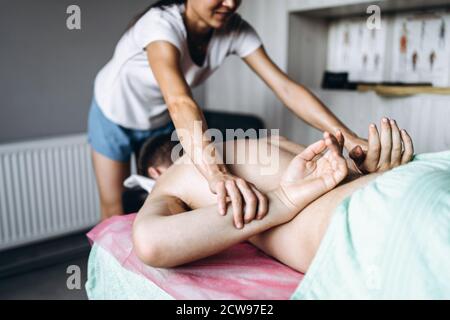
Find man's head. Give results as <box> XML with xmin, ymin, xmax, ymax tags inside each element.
<box><xmin>138</xmin><ymin>134</ymin><xmax>181</xmax><ymax>180</ymax></box>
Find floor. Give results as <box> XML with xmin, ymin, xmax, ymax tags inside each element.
<box><xmin>0</xmin><ymin>232</ymin><xmax>91</xmax><ymax>300</ymax></box>
<box><xmin>0</xmin><ymin>255</ymin><xmax>89</xmax><ymax>300</ymax></box>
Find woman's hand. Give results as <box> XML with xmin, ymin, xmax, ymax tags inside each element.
<box><xmin>278</xmin><ymin>132</ymin><xmax>348</xmax><ymax>213</ymax></box>
<box><xmin>345</xmin><ymin>134</ymin><xmax>368</xmax><ymax>156</ymax></box>
<box><xmin>209</xmin><ymin>173</ymin><xmax>268</xmax><ymax>229</ymax></box>
<box><xmin>349</xmin><ymin>118</ymin><xmax>414</xmax><ymax>173</ymax></box>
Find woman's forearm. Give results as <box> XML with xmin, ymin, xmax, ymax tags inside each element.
<box><xmin>134</xmin><ymin>189</ymin><xmax>297</xmax><ymax>268</ymax></box>
<box><xmin>167</xmin><ymin>95</ymin><xmax>269</xmax><ymax>222</ymax></box>
<box><xmin>282</xmin><ymin>83</ymin><xmax>357</xmax><ymax>143</ymax></box>
<box><xmin>167</xmin><ymin>96</ymin><xmax>228</xmax><ymax>179</ymax></box>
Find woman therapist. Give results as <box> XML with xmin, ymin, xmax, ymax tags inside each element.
<box><xmin>88</xmin><ymin>0</ymin><xmax>368</xmax><ymax>227</ymax></box>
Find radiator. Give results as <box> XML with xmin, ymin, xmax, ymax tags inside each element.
<box><xmin>0</xmin><ymin>134</ymin><xmax>100</xmax><ymax>251</ymax></box>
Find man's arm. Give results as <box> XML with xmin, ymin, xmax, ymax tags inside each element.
<box><xmin>248</xmin><ymin>121</ymin><xmax>414</xmax><ymax>272</ymax></box>
<box><xmin>348</xmin><ymin>118</ymin><xmax>414</xmax><ymax>174</ymax></box>
<box><xmin>132</xmin><ymin>133</ymin><xmax>347</xmax><ymax>268</ymax></box>
<box><xmin>132</xmin><ymin>190</ymin><xmax>296</xmax><ymax>268</ymax></box>
<box><xmin>338</xmin><ymin>118</ymin><xmax>414</xmax><ymax>184</ymax></box>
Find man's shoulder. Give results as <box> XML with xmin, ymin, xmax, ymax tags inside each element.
<box><xmin>152</xmin><ymin>155</ymin><xmax>197</xmax><ymax>199</ymax></box>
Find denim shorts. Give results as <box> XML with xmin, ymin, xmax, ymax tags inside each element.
<box><xmin>87</xmin><ymin>97</ymin><xmax>175</xmax><ymax>162</ymax></box>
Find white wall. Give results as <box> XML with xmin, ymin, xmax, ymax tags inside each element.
<box><xmin>299</xmin><ymin>90</ymin><xmax>450</xmax><ymax>154</ymax></box>
<box><xmin>5</xmin><ymin>0</ymin><xmax>448</xmax><ymax>152</ymax></box>
<box><xmin>205</xmin><ymin>0</ymin><xmax>450</xmax><ymax>153</ymax></box>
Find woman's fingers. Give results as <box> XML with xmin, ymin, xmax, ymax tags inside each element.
<box><xmin>378</xmin><ymin>118</ymin><xmax>392</xmax><ymax>170</ymax></box>
<box><xmin>323</xmin><ymin>131</ymin><xmax>341</xmax><ymax>153</ymax></box>
<box><xmin>390</xmin><ymin>119</ymin><xmax>402</xmax><ymax>167</ymax></box>
<box><xmin>349</xmin><ymin>145</ymin><xmax>365</xmax><ymax>168</ymax></box>
<box><xmin>324</xmin><ymin>132</ymin><xmax>342</xmax><ymax>155</ymax></box>
<box><xmin>251</xmin><ymin>185</ymin><xmax>268</xmax><ymax>220</ymax></box>
<box><xmin>217</xmin><ymin>175</ymin><xmax>269</xmax><ymax>228</ymax></box>
<box><xmin>335</xmin><ymin>130</ymin><xmax>345</xmax><ymax>153</ymax></box>
<box><xmin>401</xmin><ymin>129</ymin><xmax>414</xmax><ymax>164</ymax></box>
<box><xmin>236</xmin><ymin>179</ymin><xmax>258</xmax><ymax>224</ymax></box>
<box><xmin>225</xmin><ymin>181</ymin><xmax>244</xmax><ymax>229</ymax></box>
<box><xmin>216</xmin><ymin>181</ymin><xmax>227</xmax><ymax>216</ymax></box>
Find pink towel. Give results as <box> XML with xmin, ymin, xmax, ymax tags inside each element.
<box><xmin>87</xmin><ymin>214</ymin><xmax>303</xmax><ymax>300</ymax></box>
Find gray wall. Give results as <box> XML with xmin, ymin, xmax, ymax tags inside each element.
<box><xmin>205</xmin><ymin>0</ymin><xmax>291</xmax><ymax>132</ymax></box>
<box><xmin>0</xmin><ymin>0</ymin><xmax>205</xmax><ymax>144</ymax></box>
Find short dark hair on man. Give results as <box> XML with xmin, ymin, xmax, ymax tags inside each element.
<box><xmin>138</xmin><ymin>133</ymin><xmax>179</xmax><ymax>177</ymax></box>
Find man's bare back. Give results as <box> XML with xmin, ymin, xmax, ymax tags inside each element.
<box><xmin>133</xmin><ymin>119</ymin><xmax>413</xmax><ymax>273</ymax></box>
<box><xmin>136</xmin><ymin>137</ymin><xmax>376</xmax><ymax>272</ymax></box>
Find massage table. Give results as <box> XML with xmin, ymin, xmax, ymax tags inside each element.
<box><xmin>86</xmin><ymin>151</ymin><xmax>450</xmax><ymax>300</ymax></box>
<box><xmin>86</xmin><ymin>214</ymin><xmax>303</xmax><ymax>300</ymax></box>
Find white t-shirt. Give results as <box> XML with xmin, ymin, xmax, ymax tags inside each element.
<box><xmin>94</xmin><ymin>3</ymin><xmax>262</xmax><ymax>130</ymax></box>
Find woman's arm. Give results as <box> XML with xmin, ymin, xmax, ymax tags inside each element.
<box><xmin>243</xmin><ymin>47</ymin><xmax>368</xmax><ymax>152</ymax></box>
<box><xmin>146</xmin><ymin>41</ymin><xmax>267</xmax><ymax>228</ymax></box>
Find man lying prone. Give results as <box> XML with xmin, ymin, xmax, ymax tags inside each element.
<box><xmin>133</xmin><ymin>119</ymin><xmax>414</xmax><ymax>273</ymax></box>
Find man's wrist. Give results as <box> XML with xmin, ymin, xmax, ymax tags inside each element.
<box><xmin>271</xmin><ymin>188</ymin><xmax>300</xmax><ymax>222</ymax></box>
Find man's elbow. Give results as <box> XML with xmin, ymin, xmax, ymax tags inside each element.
<box><xmin>132</xmin><ymin>224</ymin><xmax>173</xmax><ymax>268</ymax></box>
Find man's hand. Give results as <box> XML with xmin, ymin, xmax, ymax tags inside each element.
<box><xmin>278</xmin><ymin>132</ymin><xmax>348</xmax><ymax>213</ymax></box>
<box><xmin>209</xmin><ymin>173</ymin><xmax>268</xmax><ymax>229</ymax></box>
<box><xmin>349</xmin><ymin>118</ymin><xmax>414</xmax><ymax>174</ymax></box>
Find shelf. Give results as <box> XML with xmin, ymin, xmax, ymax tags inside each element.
<box><xmin>286</xmin><ymin>0</ymin><xmax>450</xmax><ymax>90</ymax></box>
<box><xmin>357</xmin><ymin>85</ymin><xmax>450</xmax><ymax>96</ymax></box>
<box><xmin>288</xmin><ymin>0</ymin><xmax>450</xmax><ymax>18</ymax></box>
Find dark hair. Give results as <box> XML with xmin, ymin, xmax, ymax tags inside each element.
<box><xmin>127</xmin><ymin>0</ymin><xmax>186</xmax><ymax>31</ymax></box>
<box><xmin>137</xmin><ymin>133</ymin><xmax>181</xmax><ymax>177</ymax></box>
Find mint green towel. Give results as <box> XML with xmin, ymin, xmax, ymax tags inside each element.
<box><xmin>85</xmin><ymin>244</ymin><xmax>174</xmax><ymax>300</ymax></box>
<box><xmin>291</xmin><ymin>151</ymin><xmax>450</xmax><ymax>300</ymax></box>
